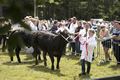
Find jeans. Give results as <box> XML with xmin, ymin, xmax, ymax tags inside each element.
<box><xmin>75</xmin><ymin>37</ymin><xmax>82</xmax><ymax>55</ymax></box>
<box><xmin>81</xmin><ymin>59</ymin><xmax>91</xmax><ymax>73</ymax></box>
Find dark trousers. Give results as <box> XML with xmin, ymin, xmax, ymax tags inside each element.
<box><xmin>75</xmin><ymin>37</ymin><xmax>82</xmax><ymax>55</ymax></box>
<box><xmin>70</xmin><ymin>43</ymin><xmax>75</xmax><ymax>54</ymax></box>
<box><xmin>81</xmin><ymin>59</ymin><xmax>91</xmax><ymax>73</ymax></box>
<box><xmin>63</xmin><ymin>45</ymin><xmax>66</xmax><ymax>55</ymax></box>
<box><xmin>113</xmin><ymin>43</ymin><xmax>120</xmax><ymax>64</ymax></box>
<box><xmin>0</xmin><ymin>35</ymin><xmax>7</xmax><ymax>52</ymax></box>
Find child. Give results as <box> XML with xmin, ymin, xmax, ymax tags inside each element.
<box><xmin>79</xmin><ymin>29</ymin><xmax>96</xmax><ymax>76</ymax></box>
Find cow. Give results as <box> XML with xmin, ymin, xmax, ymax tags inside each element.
<box><xmin>8</xmin><ymin>29</ymin><xmax>41</xmax><ymax>63</ymax></box>
<box><xmin>32</xmin><ymin>30</ymin><xmax>73</xmax><ymax>70</ymax></box>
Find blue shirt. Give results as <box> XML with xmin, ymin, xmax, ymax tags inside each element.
<box><xmin>112</xmin><ymin>28</ymin><xmax>120</xmax><ymax>41</ymax></box>
<box><xmin>49</xmin><ymin>25</ymin><xmax>58</xmax><ymax>32</ymax></box>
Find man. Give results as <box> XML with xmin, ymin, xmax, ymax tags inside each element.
<box><xmin>110</xmin><ymin>20</ymin><xmax>117</xmax><ymax>34</ymax></box>
<box><xmin>49</xmin><ymin>20</ymin><xmax>58</xmax><ymax>33</ymax></box>
<box><xmin>111</xmin><ymin>21</ymin><xmax>120</xmax><ymax>66</ymax></box>
<box><xmin>90</xmin><ymin>18</ymin><xmax>96</xmax><ymax>29</ymax></box>
<box><xmin>68</xmin><ymin>17</ymin><xmax>78</xmax><ymax>55</ymax></box>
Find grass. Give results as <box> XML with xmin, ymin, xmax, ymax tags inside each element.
<box><xmin>0</xmin><ymin>48</ymin><xmax>120</xmax><ymax>80</ymax></box>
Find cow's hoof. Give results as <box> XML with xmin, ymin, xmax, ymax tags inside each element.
<box><xmin>56</xmin><ymin>67</ymin><xmax>59</xmax><ymax>70</ymax></box>
<box><xmin>44</xmin><ymin>63</ymin><xmax>47</xmax><ymax>66</ymax></box>
<box><xmin>51</xmin><ymin>68</ymin><xmax>54</xmax><ymax>70</ymax></box>
<box><xmin>38</xmin><ymin>58</ymin><xmax>41</xmax><ymax>60</ymax></box>
<box><xmin>51</xmin><ymin>67</ymin><xmax>54</xmax><ymax>70</ymax></box>
<box><xmin>19</xmin><ymin>61</ymin><xmax>21</xmax><ymax>63</ymax></box>
<box><xmin>11</xmin><ymin>57</ymin><xmax>13</xmax><ymax>61</ymax></box>
<box><xmin>35</xmin><ymin>63</ymin><xmax>38</xmax><ymax>65</ymax></box>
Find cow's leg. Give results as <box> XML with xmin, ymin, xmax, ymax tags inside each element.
<box><xmin>38</xmin><ymin>50</ymin><xmax>41</xmax><ymax>60</ymax></box>
<box><xmin>56</xmin><ymin>54</ymin><xmax>62</xmax><ymax>69</ymax></box>
<box><xmin>34</xmin><ymin>48</ymin><xmax>38</xmax><ymax>65</ymax></box>
<box><xmin>43</xmin><ymin>51</ymin><xmax>47</xmax><ymax>66</ymax></box>
<box><xmin>48</xmin><ymin>52</ymin><xmax>54</xmax><ymax>70</ymax></box>
<box><xmin>15</xmin><ymin>46</ymin><xmax>21</xmax><ymax>63</ymax></box>
<box><xmin>11</xmin><ymin>56</ymin><xmax>13</xmax><ymax>61</ymax></box>
<box><xmin>8</xmin><ymin>47</ymin><xmax>14</xmax><ymax>61</ymax></box>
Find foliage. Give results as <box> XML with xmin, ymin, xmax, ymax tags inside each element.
<box><xmin>37</xmin><ymin>0</ymin><xmax>120</xmax><ymax>21</ymax></box>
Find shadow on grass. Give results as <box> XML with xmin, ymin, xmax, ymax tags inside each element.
<box><xmin>78</xmin><ymin>74</ymin><xmax>91</xmax><ymax>80</ymax></box>
<box><xmin>2</xmin><ymin>60</ymin><xmax>44</xmax><ymax>66</ymax></box>
<box><xmin>27</xmin><ymin>65</ymin><xmax>65</xmax><ymax>77</ymax></box>
<box><xmin>109</xmin><ymin>65</ymin><xmax>120</xmax><ymax>70</ymax></box>
<box><xmin>0</xmin><ymin>53</ymin><xmax>9</xmax><ymax>55</ymax></box>
<box><xmin>62</xmin><ymin>55</ymin><xmax>80</xmax><ymax>60</ymax></box>
<box><xmin>97</xmin><ymin>62</ymin><xmax>110</xmax><ymax>66</ymax></box>
<box><xmin>23</xmin><ymin>53</ymin><xmax>35</xmax><ymax>60</ymax></box>
<box><xmin>75</xmin><ymin>61</ymin><xmax>81</xmax><ymax>65</ymax></box>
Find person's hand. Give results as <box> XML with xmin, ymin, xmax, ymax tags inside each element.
<box><xmin>68</xmin><ymin>22</ymin><xmax>71</xmax><ymax>24</ymax></box>
<box><xmin>86</xmin><ymin>42</ymin><xmax>88</xmax><ymax>45</ymax></box>
<box><xmin>72</xmin><ymin>33</ymin><xmax>75</xmax><ymax>36</ymax></box>
<box><xmin>111</xmin><ymin>35</ymin><xmax>117</xmax><ymax>38</ymax></box>
<box><xmin>79</xmin><ymin>34</ymin><xmax>82</xmax><ymax>37</ymax></box>
<box><xmin>84</xmin><ymin>34</ymin><xmax>87</xmax><ymax>37</ymax></box>
<box><xmin>100</xmin><ymin>35</ymin><xmax>103</xmax><ymax>39</ymax></box>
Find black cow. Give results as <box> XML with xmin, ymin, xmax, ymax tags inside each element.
<box><xmin>32</xmin><ymin>30</ymin><xmax>73</xmax><ymax>70</ymax></box>
<box><xmin>8</xmin><ymin>29</ymin><xmax>41</xmax><ymax>63</ymax></box>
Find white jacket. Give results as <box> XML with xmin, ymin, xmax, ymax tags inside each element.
<box><xmin>81</xmin><ymin>36</ymin><xmax>96</xmax><ymax>62</ymax></box>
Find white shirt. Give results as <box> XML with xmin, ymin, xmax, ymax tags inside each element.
<box><xmin>31</xmin><ymin>24</ymin><xmax>37</xmax><ymax>30</ymax></box>
<box><xmin>79</xmin><ymin>29</ymin><xmax>96</xmax><ymax>50</ymax></box>
<box><xmin>56</xmin><ymin>27</ymin><xmax>64</xmax><ymax>33</ymax></box>
<box><xmin>80</xmin><ymin>36</ymin><xmax>96</xmax><ymax>62</ymax></box>
<box><xmin>42</xmin><ymin>25</ymin><xmax>48</xmax><ymax>30</ymax></box>
<box><xmin>68</xmin><ymin>22</ymin><xmax>78</xmax><ymax>34</ymax></box>
<box><xmin>11</xmin><ymin>23</ymin><xmax>21</xmax><ymax>30</ymax></box>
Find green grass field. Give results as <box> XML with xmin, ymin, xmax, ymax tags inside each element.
<box><xmin>0</xmin><ymin>48</ymin><xmax>120</xmax><ymax>80</ymax></box>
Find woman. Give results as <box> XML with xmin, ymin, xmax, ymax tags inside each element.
<box><xmin>100</xmin><ymin>25</ymin><xmax>111</xmax><ymax>62</ymax></box>
<box><xmin>72</xmin><ymin>21</ymin><xmax>83</xmax><ymax>56</ymax></box>
<box><xmin>31</xmin><ymin>19</ymin><xmax>37</xmax><ymax>30</ymax></box>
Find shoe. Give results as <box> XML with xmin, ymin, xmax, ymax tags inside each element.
<box><xmin>79</xmin><ymin>72</ymin><xmax>86</xmax><ymax>76</ymax></box>
<box><xmin>117</xmin><ymin>64</ymin><xmax>120</xmax><ymax>66</ymax></box>
<box><xmin>86</xmin><ymin>72</ymin><xmax>89</xmax><ymax>74</ymax></box>
<box><xmin>109</xmin><ymin>58</ymin><xmax>112</xmax><ymax>61</ymax></box>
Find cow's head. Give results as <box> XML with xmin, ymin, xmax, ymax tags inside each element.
<box><xmin>60</xmin><ymin>30</ymin><xmax>73</xmax><ymax>42</ymax></box>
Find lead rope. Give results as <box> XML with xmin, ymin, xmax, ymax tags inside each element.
<box><xmin>60</xmin><ymin>34</ymin><xmax>71</xmax><ymax>43</ymax></box>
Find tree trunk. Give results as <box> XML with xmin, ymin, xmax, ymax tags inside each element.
<box><xmin>0</xmin><ymin>5</ymin><xmax>2</xmax><ymax>17</ymax></box>
<box><xmin>87</xmin><ymin>0</ymin><xmax>91</xmax><ymax>21</ymax></box>
<box><xmin>68</xmin><ymin>0</ymin><xmax>71</xmax><ymax>18</ymax></box>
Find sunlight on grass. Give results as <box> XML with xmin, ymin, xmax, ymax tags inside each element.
<box><xmin>0</xmin><ymin>47</ymin><xmax>120</xmax><ymax>80</ymax></box>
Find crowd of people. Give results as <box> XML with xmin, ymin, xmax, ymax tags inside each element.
<box><xmin>0</xmin><ymin>16</ymin><xmax>120</xmax><ymax>76</ymax></box>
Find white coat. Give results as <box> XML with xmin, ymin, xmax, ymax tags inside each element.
<box><xmin>81</xmin><ymin>36</ymin><xmax>96</xmax><ymax>62</ymax></box>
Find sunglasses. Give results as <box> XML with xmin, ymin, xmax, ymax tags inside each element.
<box><xmin>101</xmin><ymin>27</ymin><xmax>105</xmax><ymax>28</ymax></box>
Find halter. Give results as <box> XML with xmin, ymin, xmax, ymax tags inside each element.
<box><xmin>60</xmin><ymin>34</ymin><xmax>71</xmax><ymax>43</ymax></box>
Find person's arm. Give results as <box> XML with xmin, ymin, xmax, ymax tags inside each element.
<box><xmin>103</xmin><ymin>30</ymin><xmax>108</xmax><ymax>37</ymax></box>
<box><xmin>73</xmin><ymin>28</ymin><xmax>83</xmax><ymax>35</ymax></box>
<box><xmin>112</xmin><ymin>35</ymin><xmax>120</xmax><ymax>39</ymax></box>
<box><xmin>66</xmin><ymin>22</ymin><xmax>71</xmax><ymax>28</ymax></box>
<box><xmin>48</xmin><ymin>26</ymin><xmax>53</xmax><ymax>31</ymax></box>
<box><xmin>100</xmin><ymin>30</ymin><xmax>108</xmax><ymax>38</ymax></box>
<box><xmin>110</xmin><ymin>26</ymin><xmax>113</xmax><ymax>34</ymax></box>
